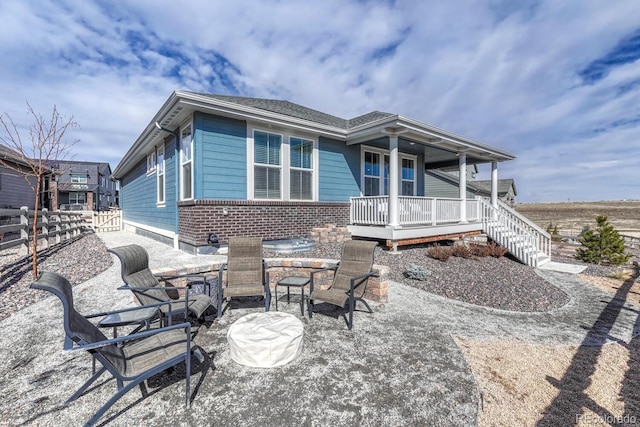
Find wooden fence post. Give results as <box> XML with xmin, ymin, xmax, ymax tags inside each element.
<box><xmin>20</xmin><ymin>206</ymin><xmax>29</xmax><ymax>255</ymax></box>
<box><xmin>41</xmin><ymin>208</ymin><xmax>49</xmax><ymax>249</ymax></box>
<box><xmin>54</xmin><ymin>210</ymin><xmax>61</xmax><ymax>244</ymax></box>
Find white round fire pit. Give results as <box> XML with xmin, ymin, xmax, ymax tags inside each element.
<box><xmin>227</xmin><ymin>312</ymin><xmax>303</xmax><ymax>368</ymax></box>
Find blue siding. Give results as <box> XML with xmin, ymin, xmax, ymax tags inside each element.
<box><xmin>318</xmin><ymin>137</ymin><xmax>360</xmax><ymax>202</ymax></box>
<box><xmin>194</xmin><ymin>112</ymin><xmax>247</xmax><ymax>199</ymax></box>
<box><xmin>120</xmin><ymin>138</ymin><xmax>176</xmax><ymax>232</ymax></box>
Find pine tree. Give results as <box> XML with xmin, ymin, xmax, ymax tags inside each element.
<box><xmin>575</xmin><ymin>215</ymin><xmax>631</xmax><ymax>266</ymax></box>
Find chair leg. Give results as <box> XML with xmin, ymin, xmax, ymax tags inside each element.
<box><xmin>217</xmin><ymin>291</ymin><xmax>223</xmax><ymax>319</ymax></box>
<box><xmin>66</xmin><ymin>366</ymin><xmax>107</xmax><ymax>403</ymax></box>
<box><xmin>307</xmin><ymin>299</ymin><xmax>313</xmax><ymax>318</ymax></box>
<box><xmin>348</xmin><ymin>296</ymin><xmax>355</xmax><ymax>330</ymax></box>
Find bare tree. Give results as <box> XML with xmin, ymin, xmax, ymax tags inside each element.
<box><xmin>0</xmin><ymin>103</ymin><xmax>79</xmax><ymax>278</ymax></box>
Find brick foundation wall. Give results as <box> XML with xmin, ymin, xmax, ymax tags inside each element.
<box><xmin>178</xmin><ymin>200</ymin><xmax>350</xmax><ymax>246</ymax></box>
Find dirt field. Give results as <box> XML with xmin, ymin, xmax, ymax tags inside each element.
<box><xmin>516</xmin><ymin>201</ymin><xmax>640</xmax><ymax>237</ymax></box>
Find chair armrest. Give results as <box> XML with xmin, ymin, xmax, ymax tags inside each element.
<box><xmin>64</xmin><ymin>322</ymin><xmax>192</xmax><ymax>352</ymax></box>
<box><xmin>309</xmin><ymin>265</ymin><xmax>338</xmax><ymax>292</ymax></box>
<box><xmin>84</xmin><ymin>300</ymin><xmax>173</xmax><ymax>319</ymax></box>
<box><xmin>349</xmin><ymin>271</ymin><xmax>377</xmax><ymax>293</ymax></box>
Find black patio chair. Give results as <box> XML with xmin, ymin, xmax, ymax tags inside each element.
<box><xmin>30</xmin><ymin>271</ymin><xmax>201</xmax><ymax>426</ymax></box>
<box><xmin>108</xmin><ymin>244</ymin><xmax>214</xmax><ymax>324</ymax></box>
<box><xmin>308</xmin><ymin>240</ymin><xmax>378</xmax><ymax>330</ymax></box>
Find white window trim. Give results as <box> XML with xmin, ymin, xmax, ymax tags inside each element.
<box><xmin>360</xmin><ymin>145</ymin><xmax>417</xmax><ymax>196</ymax></box>
<box><xmin>247</xmin><ymin>124</ymin><xmax>318</xmax><ymax>201</ymax></box>
<box><xmin>288</xmin><ymin>135</ymin><xmax>317</xmax><ymax>201</ymax></box>
<box><xmin>146</xmin><ymin>151</ymin><xmax>156</xmax><ymax>175</ymax></box>
<box><xmin>156</xmin><ymin>143</ymin><xmax>165</xmax><ymax>206</ymax></box>
<box><xmin>179</xmin><ymin>121</ymin><xmax>194</xmax><ymax>201</ymax></box>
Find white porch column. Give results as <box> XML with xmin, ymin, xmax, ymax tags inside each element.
<box><xmin>491</xmin><ymin>161</ymin><xmax>498</xmax><ymax>208</ymax></box>
<box><xmin>458</xmin><ymin>152</ymin><xmax>467</xmax><ymax>223</ymax></box>
<box><xmin>388</xmin><ymin>135</ymin><xmax>399</xmax><ymax>227</ymax></box>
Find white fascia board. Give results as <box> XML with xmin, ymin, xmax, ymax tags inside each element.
<box><xmin>397</xmin><ymin>116</ymin><xmax>516</xmax><ymax>160</ymax></box>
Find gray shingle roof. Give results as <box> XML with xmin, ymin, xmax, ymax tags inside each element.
<box><xmin>188</xmin><ymin>92</ymin><xmax>394</xmax><ymax>129</ymax></box>
<box><xmin>473</xmin><ymin>179</ymin><xmax>516</xmax><ymax>196</ymax></box>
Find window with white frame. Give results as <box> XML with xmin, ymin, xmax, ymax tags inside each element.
<box><xmin>180</xmin><ymin>124</ymin><xmax>193</xmax><ymax>200</ymax></box>
<box><xmin>146</xmin><ymin>151</ymin><xmax>156</xmax><ymax>174</ymax></box>
<box><xmin>70</xmin><ymin>173</ymin><xmax>87</xmax><ymax>184</ymax></box>
<box><xmin>290</xmin><ymin>137</ymin><xmax>313</xmax><ymax>200</ymax></box>
<box><xmin>401</xmin><ymin>158</ymin><xmax>415</xmax><ymax>196</ymax></box>
<box><xmin>157</xmin><ymin>143</ymin><xmax>165</xmax><ymax>204</ymax></box>
<box><xmin>363</xmin><ymin>148</ymin><xmax>416</xmax><ymax>196</ymax></box>
<box><xmin>253</xmin><ymin>130</ymin><xmax>282</xmax><ymax>199</ymax></box>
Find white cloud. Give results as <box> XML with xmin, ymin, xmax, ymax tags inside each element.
<box><xmin>0</xmin><ymin>0</ymin><xmax>639</xmax><ymax>201</ymax></box>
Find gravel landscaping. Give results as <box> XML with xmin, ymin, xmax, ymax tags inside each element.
<box><xmin>2</xmin><ymin>233</ymin><xmax>637</xmax><ymax>322</ymax></box>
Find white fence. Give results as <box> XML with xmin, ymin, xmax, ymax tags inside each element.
<box><xmin>92</xmin><ymin>209</ymin><xmax>122</xmax><ymax>232</ymax></box>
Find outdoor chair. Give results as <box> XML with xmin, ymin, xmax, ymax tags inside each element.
<box><xmin>308</xmin><ymin>240</ymin><xmax>378</xmax><ymax>330</ymax></box>
<box><xmin>108</xmin><ymin>244</ymin><xmax>214</xmax><ymax>324</ymax></box>
<box><xmin>30</xmin><ymin>271</ymin><xmax>201</xmax><ymax>427</ymax></box>
<box><xmin>218</xmin><ymin>237</ymin><xmax>271</xmax><ymax>317</ymax></box>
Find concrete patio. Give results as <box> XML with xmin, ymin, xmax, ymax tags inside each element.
<box><xmin>1</xmin><ymin>232</ymin><xmax>638</xmax><ymax>426</ymax></box>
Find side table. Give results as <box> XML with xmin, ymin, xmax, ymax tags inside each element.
<box><xmin>98</xmin><ymin>306</ymin><xmax>160</xmax><ymax>338</ymax></box>
<box><xmin>275</xmin><ymin>276</ymin><xmax>310</xmax><ymax>316</ymax></box>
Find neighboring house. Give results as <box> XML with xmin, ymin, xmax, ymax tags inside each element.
<box><xmin>47</xmin><ymin>161</ymin><xmax>116</xmax><ymax>211</ymax></box>
<box><xmin>473</xmin><ymin>179</ymin><xmax>517</xmax><ymax>207</ymax></box>
<box><xmin>0</xmin><ymin>143</ymin><xmax>38</xmax><ymax>209</ymax></box>
<box><xmin>112</xmin><ymin>91</ymin><xmax>549</xmax><ymax>267</ymax></box>
<box><xmin>425</xmin><ymin>168</ymin><xmax>517</xmax><ymax>207</ymax></box>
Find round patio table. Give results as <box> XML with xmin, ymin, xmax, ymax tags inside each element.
<box><xmin>227</xmin><ymin>312</ymin><xmax>303</xmax><ymax>368</ymax></box>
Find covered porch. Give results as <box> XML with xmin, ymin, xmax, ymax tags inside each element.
<box><xmin>348</xmin><ymin>195</ymin><xmax>488</xmax><ymax>245</ymax></box>
<box><xmin>345</xmin><ymin>114</ymin><xmax>515</xmax><ymax>247</ymax></box>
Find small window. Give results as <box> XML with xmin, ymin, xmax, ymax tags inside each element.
<box><xmin>180</xmin><ymin>125</ymin><xmax>193</xmax><ymax>200</ymax></box>
<box><xmin>70</xmin><ymin>173</ymin><xmax>87</xmax><ymax>184</ymax></box>
<box><xmin>147</xmin><ymin>151</ymin><xmax>156</xmax><ymax>174</ymax></box>
<box><xmin>157</xmin><ymin>144</ymin><xmax>165</xmax><ymax>204</ymax></box>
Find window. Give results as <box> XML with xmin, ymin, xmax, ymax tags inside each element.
<box><xmin>363</xmin><ymin>148</ymin><xmax>416</xmax><ymax>196</ymax></box>
<box><xmin>290</xmin><ymin>137</ymin><xmax>313</xmax><ymax>200</ymax></box>
<box><xmin>180</xmin><ymin>124</ymin><xmax>193</xmax><ymax>200</ymax></box>
<box><xmin>146</xmin><ymin>151</ymin><xmax>156</xmax><ymax>174</ymax></box>
<box><xmin>70</xmin><ymin>173</ymin><xmax>87</xmax><ymax>184</ymax></box>
<box><xmin>69</xmin><ymin>192</ymin><xmax>86</xmax><ymax>205</ymax></box>
<box><xmin>157</xmin><ymin>144</ymin><xmax>165</xmax><ymax>204</ymax></box>
<box><xmin>401</xmin><ymin>158</ymin><xmax>415</xmax><ymax>196</ymax></box>
<box><xmin>364</xmin><ymin>151</ymin><xmax>381</xmax><ymax>196</ymax></box>
<box><xmin>254</xmin><ymin>130</ymin><xmax>282</xmax><ymax>199</ymax></box>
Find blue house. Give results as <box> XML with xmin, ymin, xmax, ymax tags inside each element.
<box><xmin>112</xmin><ymin>91</ymin><xmax>550</xmax><ymax>266</ymax></box>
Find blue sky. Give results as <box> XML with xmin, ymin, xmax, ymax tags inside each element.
<box><xmin>1</xmin><ymin>0</ymin><xmax>639</xmax><ymax>203</ymax></box>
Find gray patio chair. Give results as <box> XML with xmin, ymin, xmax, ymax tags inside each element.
<box><xmin>30</xmin><ymin>271</ymin><xmax>200</xmax><ymax>427</ymax></box>
<box><xmin>108</xmin><ymin>244</ymin><xmax>213</xmax><ymax>324</ymax></box>
<box><xmin>308</xmin><ymin>240</ymin><xmax>378</xmax><ymax>330</ymax></box>
<box><xmin>217</xmin><ymin>237</ymin><xmax>271</xmax><ymax>317</ymax></box>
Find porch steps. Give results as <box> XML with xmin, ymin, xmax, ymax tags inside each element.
<box><xmin>481</xmin><ymin>201</ymin><xmax>552</xmax><ymax>268</ymax></box>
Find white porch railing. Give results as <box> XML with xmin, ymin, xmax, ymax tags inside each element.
<box><xmin>479</xmin><ymin>198</ymin><xmax>551</xmax><ymax>267</ymax></box>
<box><xmin>350</xmin><ymin>196</ymin><xmax>482</xmax><ymax>227</ymax></box>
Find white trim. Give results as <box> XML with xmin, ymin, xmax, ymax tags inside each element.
<box><xmin>247</xmin><ymin>124</ymin><xmax>318</xmax><ymax>201</ymax></box>
<box><xmin>122</xmin><ymin>219</ymin><xmax>176</xmax><ymax>239</ymax></box>
<box><xmin>179</xmin><ymin>121</ymin><xmax>194</xmax><ymax>201</ymax></box>
<box><xmin>156</xmin><ymin>142</ymin><xmax>165</xmax><ymax>206</ymax></box>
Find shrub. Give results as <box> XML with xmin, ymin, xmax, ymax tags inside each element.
<box><xmin>468</xmin><ymin>242</ymin><xmax>508</xmax><ymax>258</ymax></box>
<box><xmin>427</xmin><ymin>245</ymin><xmax>451</xmax><ymax>261</ymax></box>
<box><xmin>404</xmin><ymin>264</ymin><xmax>432</xmax><ymax>281</ymax></box>
<box><xmin>451</xmin><ymin>244</ymin><xmax>472</xmax><ymax>258</ymax></box>
<box><xmin>487</xmin><ymin>242</ymin><xmax>508</xmax><ymax>258</ymax></box>
<box><xmin>575</xmin><ymin>215</ymin><xmax>631</xmax><ymax>266</ymax></box>
<box><xmin>469</xmin><ymin>243</ymin><xmax>491</xmax><ymax>257</ymax></box>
